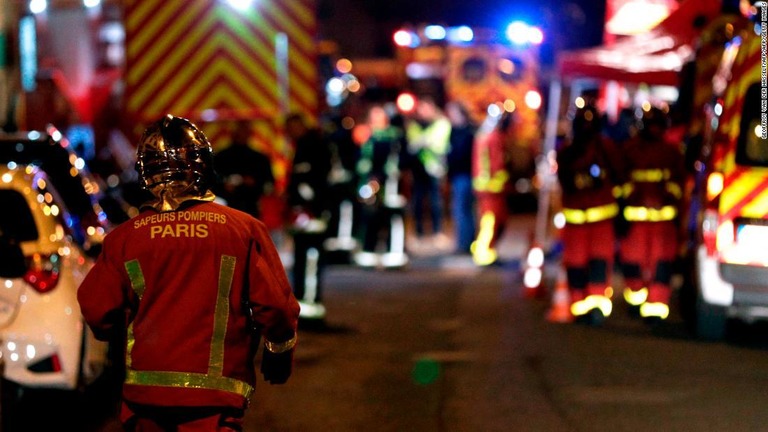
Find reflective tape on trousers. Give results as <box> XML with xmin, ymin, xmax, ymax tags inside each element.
<box><xmin>562</xmin><ymin>203</ymin><xmax>619</xmax><ymax>224</ymax></box>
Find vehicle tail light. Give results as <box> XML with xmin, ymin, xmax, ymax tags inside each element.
<box><xmin>702</xmin><ymin>209</ymin><xmax>719</xmax><ymax>256</ymax></box>
<box><xmin>23</xmin><ymin>253</ymin><xmax>61</xmax><ymax>293</ymax></box>
<box><xmin>706</xmin><ymin>172</ymin><xmax>724</xmax><ymax>202</ymax></box>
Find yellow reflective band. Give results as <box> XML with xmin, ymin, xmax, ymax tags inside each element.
<box><xmin>612</xmin><ymin>185</ymin><xmax>623</xmax><ymax>199</ymax></box>
<box><xmin>124</xmin><ymin>260</ymin><xmax>146</xmax><ymax>299</ymax></box>
<box><xmin>124</xmin><ymin>260</ymin><xmax>146</xmax><ymax>369</ymax></box>
<box><xmin>210</xmin><ymin>255</ymin><xmax>236</xmax><ymax>375</ymax></box>
<box><xmin>473</xmin><ymin>171</ymin><xmax>509</xmax><ymax>193</ymax></box>
<box><xmin>562</xmin><ymin>203</ymin><xmax>619</xmax><ymax>224</ymax></box>
<box><xmin>265</xmin><ymin>333</ymin><xmax>298</xmax><ymax>354</ymax></box>
<box><xmin>471</xmin><ymin>211</ymin><xmax>498</xmax><ymax>266</ymax></box>
<box><xmin>623</xmin><ymin>205</ymin><xmax>677</xmax><ymax>222</ymax></box>
<box><xmin>620</xmin><ymin>183</ymin><xmax>634</xmax><ymax>199</ymax></box>
<box><xmin>570</xmin><ymin>295</ymin><xmax>613</xmax><ymax>317</ymax></box>
<box><xmin>665</xmin><ymin>182</ymin><xmax>682</xmax><ymax>199</ymax></box>
<box><xmin>125</xmin><ymin>370</ymin><xmax>254</xmax><ymax>399</ymax></box>
<box><xmin>124</xmin><ymin>255</ymin><xmax>249</xmax><ymax>398</ymax></box>
<box><xmin>639</xmin><ymin>302</ymin><xmax>669</xmax><ymax>319</ymax></box>
<box><xmin>623</xmin><ymin>287</ymin><xmax>648</xmax><ymax>306</ymax></box>
<box><xmin>631</xmin><ymin>169</ymin><xmax>670</xmax><ymax>183</ymax></box>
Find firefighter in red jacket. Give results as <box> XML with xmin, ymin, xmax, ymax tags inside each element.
<box><xmin>619</xmin><ymin>106</ymin><xmax>685</xmax><ymax>323</ymax></box>
<box><xmin>556</xmin><ymin>104</ymin><xmax>624</xmax><ymax>325</ymax></box>
<box><xmin>78</xmin><ymin>115</ymin><xmax>300</xmax><ymax>431</ymax></box>
<box><xmin>471</xmin><ymin>111</ymin><xmax>512</xmax><ymax>266</ymax></box>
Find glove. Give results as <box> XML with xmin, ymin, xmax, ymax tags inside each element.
<box><xmin>260</xmin><ymin>348</ymin><xmax>294</xmax><ymax>384</ymax></box>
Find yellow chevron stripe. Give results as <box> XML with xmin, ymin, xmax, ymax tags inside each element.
<box><xmin>264</xmin><ymin>5</ymin><xmax>314</xmax><ymax>53</ymax></box>
<box><xmin>169</xmin><ymin>61</ymin><xmax>264</xmax><ymax>112</ymax></box>
<box><xmin>131</xmin><ymin>33</ymin><xmax>276</xmax><ymax>115</ymax></box>
<box><xmin>740</xmin><ymin>185</ymin><xmax>768</xmax><ymax>218</ymax></box>
<box><xmin>125</xmin><ymin>0</ymin><xmax>160</xmax><ymax>34</ymax></box>
<box><xmin>289</xmin><ymin>79</ymin><xmax>317</xmax><ymax>110</ymax></box>
<box><xmin>289</xmin><ymin>54</ymin><xmax>316</xmax><ymax>84</ymax></box>
<box><xmin>190</xmin><ymin>79</ymin><xmax>265</xmax><ymax>112</ymax></box>
<box><xmin>720</xmin><ymin>174</ymin><xmax>766</xmax><ymax>214</ymax></box>
<box><xmin>216</xmin><ymin>12</ymin><xmax>282</xmax><ymax>69</ymax></box>
<box><xmin>127</xmin><ymin>2</ymin><xmax>188</xmax><ymax>59</ymax></box>
<box><xmin>283</xmin><ymin>1</ymin><xmax>315</xmax><ymax>28</ymax></box>
<box><xmin>128</xmin><ymin>1</ymin><xmax>211</xmax><ymax>83</ymax></box>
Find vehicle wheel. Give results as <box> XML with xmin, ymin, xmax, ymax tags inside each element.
<box><xmin>695</xmin><ymin>294</ymin><xmax>728</xmax><ymax>341</ymax></box>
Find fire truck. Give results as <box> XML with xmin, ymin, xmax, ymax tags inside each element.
<box><xmin>388</xmin><ymin>23</ymin><xmax>545</xmax><ymax>189</ymax></box>
<box><xmin>10</xmin><ymin>0</ymin><xmax>319</xmax><ymax>223</ymax></box>
<box><xmin>684</xmin><ymin>5</ymin><xmax>768</xmax><ymax>340</ymax></box>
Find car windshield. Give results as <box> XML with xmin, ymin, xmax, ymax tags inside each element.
<box><xmin>735</xmin><ymin>83</ymin><xmax>768</xmax><ymax>167</ymax></box>
<box><xmin>0</xmin><ymin>189</ymin><xmax>38</xmax><ymax>242</ymax></box>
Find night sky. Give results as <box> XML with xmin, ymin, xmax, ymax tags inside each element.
<box><xmin>317</xmin><ymin>0</ymin><xmax>607</xmax><ymax>65</ymax></box>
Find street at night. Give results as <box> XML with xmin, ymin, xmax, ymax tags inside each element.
<box><xmin>11</xmin><ymin>215</ymin><xmax>764</xmax><ymax>431</ymax></box>
<box><xmin>1</xmin><ymin>0</ymin><xmax>768</xmax><ymax>430</ymax></box>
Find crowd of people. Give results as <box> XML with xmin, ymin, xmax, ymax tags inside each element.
<box><xmin>74</xmin><ymin>96</ymin><xmax>688</xmax><ymax>429</ymax></box>
<box><xmin>208</xmin><ymin>97</ymin><xmax>536</xmax><ymax>323</ymax></box>
<box><xmin>556</xmin><ymin>102</ymin><xmax>686</xmax><ymax>327</ymax></box>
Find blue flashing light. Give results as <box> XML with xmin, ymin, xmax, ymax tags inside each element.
<box><xmin>424</xmin><ymin>25</ymin><xmax>447</xmax><ymax>40</ymax></box>
<box><xmin>506</xmin><ymin>21</ymin><xmax>530</xmax><ymax>45</ymax></box>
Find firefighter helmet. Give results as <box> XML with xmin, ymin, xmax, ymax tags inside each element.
<box><xmin>571</xmin><ymin>105</ymin><xmax>601</xmax><ymax>143</ymax></box>
<box><xmin>136</xmin><ymin>115</ymin><xmax>216</xmax><ymax>209</ymax></box>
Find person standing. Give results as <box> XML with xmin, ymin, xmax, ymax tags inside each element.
<box><xmin>619</xmin><ymin>106</ymin><xmax>686</xmax><ymax>323</ymax></box>
<box><xmin>471</xmin><ymin>111</ymin><xmax>512</xmax><ymax>266</ymax></box>
<box><xmin>354</xmin><ymin>104</ymin><xmax>409</xmax><ymax>268</ymax></box>
<box><xmin>445</xmin><ymin>101</ymin><xmax>477</xmax><ymax>254</ymax></box>
<box><xmin>557</xmin><ymin>104</ymin><xmax>624</xmax><ymax>325</ymax></box>
<box><xmin>214</xmin><ymin>120</ymin><xmax>275</xmax><ymax>219</ymax></box>
<box><xmin>284</xmin><ymin>112</ymin><xmax>332</xmax><ymax>322</ymax></box>
<box><xmin>78</xmin><ymin>115</ymin><xmax>299</xmax><ymax>431</ymax></box>
<box><xmin>405</xmin><ymin>97</ymin><xmax>452</xmax><ymax>246</ymax></box>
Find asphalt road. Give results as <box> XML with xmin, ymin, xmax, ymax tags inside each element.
<box><xmin>10</xmin><ymin>215</ymin><xmax>768</xmax><ymax>431</ymax></box>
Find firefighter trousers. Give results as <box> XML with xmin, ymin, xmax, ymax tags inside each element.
<box><xmin>562</xmin><ymin>219</ymin><xmax>615</xmax><ymax>302</ymax></box>
<box><xmin>472</xmin><ymin>193</ymin><xmax>507</xmax><ymax>266</ymax></box>
<box><xmin>620</xmin><ymin>220</ymin><xmax>678</xmax><ymax>305</ymax></box>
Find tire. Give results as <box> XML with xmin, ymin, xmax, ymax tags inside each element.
<box><xmin>695</xmin><ymin>293</ymin><xmax>728</xmax><ymax>341</ymax></box>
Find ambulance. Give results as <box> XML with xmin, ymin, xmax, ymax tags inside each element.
<box><xmin>689</xmin><ymin>7</ymin><xmax>768</xmax><ymax>339</ymax></box>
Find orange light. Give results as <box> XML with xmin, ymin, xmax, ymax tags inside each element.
<box><xmin>352</xmin><ymin>125</ymin><xmax>371</xmax><ymax>145</ymax></box>
<box><xmin>396</xmin><ymin>93</ymin><xmax>417</xmax><ymax>113</ymax></box>
<box><xmin>336</xmin><ymin>58</ymin><xmax>353</xmax><ymax>74</ymax></box>
<box><xmin>706</xmin><ymin>172</ymin><xmax>724</xmax><ymax>201</ymax></box>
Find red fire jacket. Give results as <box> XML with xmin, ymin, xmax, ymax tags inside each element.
<box><xmin>78</xmin><ymin>200</ymin><xmax>299</xmax><ymax>409</ymax></box>
<box><xmin>556</xmin><ymin>137</ymin><xmax>624</xmax><ymax>224</ymax></box>
<box><xmin>621</xmin><ymin>137</ymin><xmax>685</xmax><ymax>219</ymax></box>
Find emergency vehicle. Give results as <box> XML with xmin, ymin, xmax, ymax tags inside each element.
<box><xmin>12</xmin><ymin>0</ymin><xmax>319</xmax><ymax>220</ymax></box>
<box><xmin>391</xmin><ymin>23</ymin><xmax>544</xmax><ymax>186</ymax></box>
<box><xmin>686</xmin><ymin>8</ymin><xmax>768</xmax><ymax>340</ymax></box>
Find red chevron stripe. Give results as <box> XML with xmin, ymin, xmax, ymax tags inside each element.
<box><xmin>723</xmin><ymin>178</ymin><xmax>768</xmax><ymax>221</ymax></box>
<box><xmin>183</xmin><ymin>71</ymin><xmax>272</xmax><ymax>115</ymax></box>
<box><xmin>723</xmin><ymin>167</ymin><xmax>749</xmax><ymax>189</ymax></box>
<box><xmin>259</xmin><ymin>5</ymin><xmax>315</xmax><ymax>59</ymax></box>
<box><xmin>128</xmin><ymin>17</ymin><xmax>274</xmax><ymax>96</ymax></box>
<box><xmin>128</xmin><ymin>29</ymin><xmax>277</xmax><ymax>115</ymax></box>
<box><xmin>280</xmin><ymin>0</ymin><xmax>317</xmax><ymax>34</ymax></box>
<box><xmin>127</xmin><ymin>1</ymin><xmax>206</xmax><ymax>60</ymax></box>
